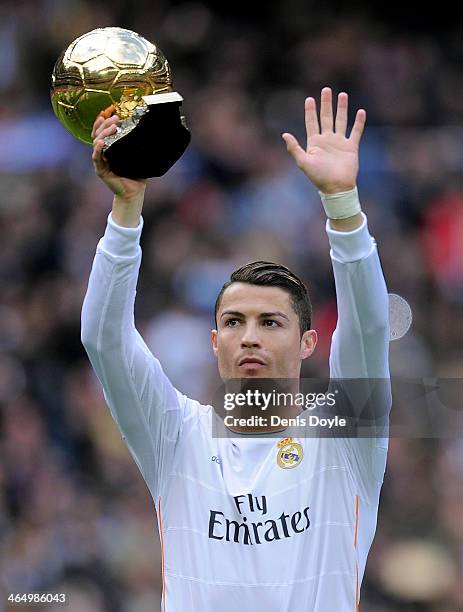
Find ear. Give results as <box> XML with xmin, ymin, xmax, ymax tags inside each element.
<box><xmin>300</xmin><ymin>329</ymin><xmax>317</xmax><ymax>360</ymax></box>
<box><xmin>211</xmin><ymin>329</ymin><xmax>218</xmax><ymax>358</ymax></box>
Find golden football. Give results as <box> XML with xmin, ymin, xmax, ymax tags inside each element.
<box><xmin>50</xmin><ymin>27</ymin><xmax>173</xmax><ymax>144</ymax></box>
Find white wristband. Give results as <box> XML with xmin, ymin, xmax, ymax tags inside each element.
<box><xmin>319</xmin><ymin>186</ymin><xmax>362</xmax><ymax>219</ymax></box>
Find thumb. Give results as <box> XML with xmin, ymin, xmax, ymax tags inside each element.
<box><xmin>282</xmin><ymin>133</ymin><xmax>306</xmax><ymax>168</ymax></box>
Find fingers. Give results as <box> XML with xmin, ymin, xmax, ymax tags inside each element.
<box><xmin>92</xmin><ymin>139</ymin><xmax>107</xmax><ymax>175</ymax></box>
<box><xmin>335</xmin><ymin>92</ymin><xmax>348</xmax><ymax>135</ymax></box>
<box><xmin>282</xmin><ymin>132</ymin><xmax>306</xmax><ymax>168</ymax></box>
<box><xmin>91</xmin><ymin>115</ymin><xmax>104</xmax><ymax>140</ymax></box>
<box><xmin>303</xmin><ymin>88</ymin><xmax>365</xmax><ymax>144</ymax></box>
<box><xmin>92</xmin><ymin>114</ymin><xmax>120</xmax><ymax>142</ymax></box>
<box><xmin>319</xmin><ymin>87</ymin><xmax>333</xmax><ymax>133</ymax></box>
<box><xmin>91</xmin><ymin>105</ymin><xmax>116</xmax><ymax>139</ymax></box>
<box><xmin>349</xmin><ymin>108</ymin><xmax>366</xmax><ymax>145</ymax></box>
<box><xmin>305</xmin><ymin>97</ymin><xmax>319</xmax><ymax>144</ymax></box>
<box><xmin>91</xmin><ymin>114</ymin><xmax>120</xmax><ymax>176</ymax></box>
<box><xmin>304</xmin><ymin>90</ymin><xmax>347</xmax><ymax>143</ymax></box>
<box><xmin>92</xmin><ymin>121</ymin><xmax>119</xmax><ymax>147</ymax></box>
<box><xmin>92</xmin><ymin>139</ymin><xmax>105</xmax><ymax>160</ymax></box>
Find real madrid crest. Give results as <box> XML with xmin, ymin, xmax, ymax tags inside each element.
<box><xmin>277</xmin><ymin>437</ymin><xmax>303</xmax><ymax>469</ymax></box>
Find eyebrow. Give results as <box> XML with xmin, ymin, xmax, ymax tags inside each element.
<box><xmin>220</xmin><ymin>310</ymin><xmax>290</xmax><ymax>321</ymax></box>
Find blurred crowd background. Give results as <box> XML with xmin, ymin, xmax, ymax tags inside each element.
<box><xmin>1</xmin><ymin>0</ymin><xmax>463</xmax><ymax>610</ymax></box>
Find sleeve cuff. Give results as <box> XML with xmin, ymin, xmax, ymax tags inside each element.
<box><xmin>325</xmin><ymin>212</ymin><xmax>376</xmax><ymax>262</ymax></box>
<box><xmin>98</xmin><ymin>212</ymin><xmax>144</xmax><ymax>258</ymax></box>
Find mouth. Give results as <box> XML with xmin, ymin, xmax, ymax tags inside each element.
<box><xmin>238</xmin><ymin>357</ymin><xmax>267</xmax><ymax>369</ymax></box>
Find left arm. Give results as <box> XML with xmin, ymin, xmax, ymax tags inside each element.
<box><xmin>283</xmin><ymin>88</ymin><xmax>391</xmax><ymax>494</ymax></box>
<box><xmin>326</xmin><ymin>209</ymin><xmax>390</xmax><ymax>380</ymax></box>
<box><xmin>283</xmin><ymin>86</ymin><xmax>390</xmax><ymax>378</ymax></box>
<box><xmin>326</xmin><ymin>207</ymin><xmax>391</xmax><ymax>501</ymax></box>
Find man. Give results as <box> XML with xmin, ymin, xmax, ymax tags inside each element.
<box><xmin>81</xmin><ymin>87</ymin><xmax>390</xmax><ymax>610</ymax></box>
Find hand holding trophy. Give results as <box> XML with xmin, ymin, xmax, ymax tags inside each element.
<box><xmin>91</xmin><ymin>106</ymin><xmax>147</xmax><ymax>206</ymax></box>
<box><xmin>50</xmin><ymin>27</ymin><xmax>190</xmax><ymax>179</ymax></box>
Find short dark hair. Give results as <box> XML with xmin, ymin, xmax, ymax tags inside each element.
<box><xmin>214</xmin><ymin>261</ymin><xmax>312</xmax><ymax>335</ymax></box>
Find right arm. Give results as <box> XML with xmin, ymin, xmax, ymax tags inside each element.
<box><xmin>80</xmin><ymin>115</ymin><xmax>195</xmax><ymax>501</ymax></box>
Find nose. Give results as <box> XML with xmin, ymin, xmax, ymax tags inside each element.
<box><xmin>240</xmin><ymin>323</ymin><xmax>261</xmax><ymax>348</ymax></box>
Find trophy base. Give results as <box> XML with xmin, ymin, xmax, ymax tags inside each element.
<box><xmin>103</xmin><ymin>93</ymin><xmax>191</xmax><ymax>179</ymax></box>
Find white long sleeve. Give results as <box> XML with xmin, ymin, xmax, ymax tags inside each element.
<box><xmin>325</xmin><ymin>212</ymin><xmax>391</xmax><ymax>587</ymax></box>
<box><xmin>326</xmin><ymin>211</ymin><xmax>390</xmax><ymax>380</ymax></box>
<box><xmin>80</xmin><ymin>212</ymin><xmax>201</xmax><ymax>501</ymax></box>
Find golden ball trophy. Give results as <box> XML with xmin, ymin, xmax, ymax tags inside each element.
<box><xmin>50</xmin><ymin>27</ymin><xmax>190</xmax><ymax>178</ymax></box>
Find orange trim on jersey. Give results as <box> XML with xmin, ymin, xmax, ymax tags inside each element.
<box><xmin>354</xmin><ymin>494</ymin><xmax>359</xmax><ymax>611</ymax></box>
<box><xmin>158</xmin><ymin>497</ymin><xmax>167</xmax><ymax>611</ymax></box>
<box><xmin>354</xmin><ymin>494</ymin><xmax>359</xmax><ymax>547</ymax></box>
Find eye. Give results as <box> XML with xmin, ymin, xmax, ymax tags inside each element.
<box><xmin>225</xmin><ymin>318</ymin><xmax>240</xmax><ymax>327</ymax></box>
<box><xmin>263</xmin><ymin>319</ymin><xmax>279</xmax><ymax>327</ymax></box>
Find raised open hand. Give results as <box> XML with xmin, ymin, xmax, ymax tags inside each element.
<box><xmin>282</xmin><ymin>87</ymin><xmax>366</xmax><ymax>195</ymax></box>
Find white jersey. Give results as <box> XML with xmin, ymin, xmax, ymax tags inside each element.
<box><xmin>81</xmin><ymin>211</ymin><xmax>391</xmax><ymax>611</ymax></box>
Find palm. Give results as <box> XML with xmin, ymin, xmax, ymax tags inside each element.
<box><xmin>304</xmin><ymin>133</ymin><xmax>359</xmax><ymax>191</ymax></box>
<box><xmin>101</xmin><ymin>165</ymin><xmax>146</xmax><ymax>200</ymax></box>
<box><xmin>283</xmin><ymin>88</ymin><xmax>365</xmax><ymax>194</ymax></box>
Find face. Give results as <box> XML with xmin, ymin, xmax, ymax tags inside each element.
<box><xmin>211</xmin><ymin>282</ymin><xmax>317</xmax><ymax>379</ymax></box>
